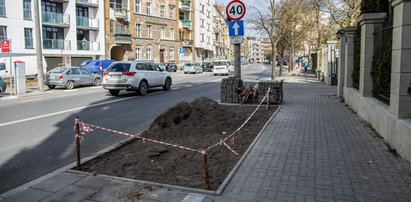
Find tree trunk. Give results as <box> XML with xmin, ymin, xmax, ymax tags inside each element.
<box><xmin>271</xmin><ymin>46</ymin><xmax>276</xmax><ymax>80</ymax></box>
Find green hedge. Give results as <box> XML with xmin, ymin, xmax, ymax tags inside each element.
<box><xmin>361</xmin><ymin>0</ymin><xmax>389</xmax><ymax>14</ymax></box>
<box><xmin>371</xmin><ymin>41</ymin><xmax>392</xmax><ymax>103</ymax></box>
<box><xmin>352</xmin><ymin>27</ymin><xmax>361</xmax><ymax>88</ymax></box>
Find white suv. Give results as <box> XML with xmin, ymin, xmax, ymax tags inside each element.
<box><xmin>102</xmin><ymin>61</ymin><xmax>172</xmax><ymax>96</ymax></box>
<box><xmin>213</xmin><ymin>60</ymin><xmax>234</xmax><ymax>76</ymax></box>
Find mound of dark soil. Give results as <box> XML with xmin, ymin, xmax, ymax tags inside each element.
<box><xmin>81</xmin><ymin>97</ymin><xmax>277</xmax><ymax>190</ymax></box>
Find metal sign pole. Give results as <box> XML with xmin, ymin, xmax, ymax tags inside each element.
<box><xmin>234</xmin><ymin>44</ymin><xmax>241</xmax><ymax>79</ymax></box>
<box><xmin>9</xmin><ymin>39</ymin><xmax>12</xmax><ymax>96</ymax></box>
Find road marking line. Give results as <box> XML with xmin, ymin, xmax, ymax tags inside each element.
<box><xmin>20</xmin><ymin>98</ymin><xmax>43</xmax><ymax>103</ymax></box>
<box><xmin>0</xmin><ymin>96</ymin><xmax>136</xmax><ymax>127</ymax></box>
<box><xmin>64</xmin><ymin>89</ymin><xmax>78</xmax><ymax>92</ymax></box>
<box><xmin>1</xmin><ymin>96</ymin><xmax>18</xmax><ymax>100</ymax></box>
<box><xmin>90</xmin><ymin>86</ymin><xmax>102</xmax><ymax>89</ymax></box>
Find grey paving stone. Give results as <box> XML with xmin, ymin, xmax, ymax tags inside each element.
<box><xmin>0</xmin><ymin>188</ymin><xmax>52</xmax><ymax>202</ymax></box>
<box><xmin>31</xmin><ymin>172</ymin><xmax>86</xmax><ymax>193</ymax></box>
<box><xmin>40</xmin><ymin>184</ymin><xmax>100</xmax><ymax>202</ymax></box>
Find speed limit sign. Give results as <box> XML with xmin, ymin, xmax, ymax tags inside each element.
<box><xmin>226</xmin><ymin>0</ymin><xmax>246</xmax><ymax>21</ymax></box>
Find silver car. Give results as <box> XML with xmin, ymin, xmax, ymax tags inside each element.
<box><xmin>102</xmin><ymin>61</ymin><xmax>172</xmax><ymax>96</ymax></box>
<box><xmin>45</xmin><ymin>67</ymin><xmax>102</xmax><ymax>89</ymax></box>
<box><xmin>183</xmin><ymin>63</ymin><xmax>203</xmax><ymax>74</ymax></box>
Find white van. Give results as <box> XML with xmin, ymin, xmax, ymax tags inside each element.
<box><xmin>0</xmin><ymin>55</ymin><xmax>48</xmax><ymax>79</ymax></box>
<box><xmin>212</xmin><ymin>60</ymin><xmax>234</xmax><ymax>76</ymax></box>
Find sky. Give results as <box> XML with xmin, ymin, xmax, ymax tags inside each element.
<box><xmin>215</xmin><ymin>0</ymin><xmax>268</xmax><ymax>37</ymax></box>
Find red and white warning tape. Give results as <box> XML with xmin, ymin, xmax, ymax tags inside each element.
<box><xmin>81</xmin><ymin>123</ymin><xmax>203</xmax><ymax>154</ymax></box>
<box><xmin>77</xmin><ymin>88</ymin><xmax>272</xmax><ymax>156</ymax></box>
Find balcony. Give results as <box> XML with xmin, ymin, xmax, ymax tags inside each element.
<box><xmin>179</xmin><ymin>0</ymin><xmax>191</xmax><ymax>11</ymax></box>
<box><xmin>77</xmin><ymin>41</ymin><xmax>100</xmax><ymax>51</ymax></box>
<box><xmin>76</xmin><ymin>0</ymin><xmax>98</xmax><ymax>8</ymax></box>
<box><xmin>77</xmin><ymin>16</ymin><xmax>99</xmax><ymax>30</ymax></box>
<box><xmin>0</xmin><ymin>5</ymin><xmax>6</xmax><ymax>17</ymax></box>
<box><xmin>114</xmin><ymin>33</ymin><xmax>132</xmax><ymax>44</ymax></box>
<box><xmin>43</xmin><ymin>39</ymin><xmax>71</xmax><ymax>50</ymax></box>
<box><xmin>24</xmin><ymin>8</ymin><xmax>32</xmax><ymax>20</ymax></box>
<box><xmin>179</xmin><ymin>20</ymin><xmax>191</xmax><ymax>30</ymax></box>
<box><xmin>42</xmin><ymin>11</ymin><xmax>70</xmax><ymax>27</ymax></box>
<box><xmin>25</xmin><ymin>37</ymin><xmax>33</xmax><ymax>49</ymax></box>
<box><xmin>114</xmin><ymin>8</ymin><xmax>128</xmax><ymax>19</ymax></box>
<box><xmin>180</xmin><ymin>39</ymin><xmax>193</xmax><ymax>47</ymax></box>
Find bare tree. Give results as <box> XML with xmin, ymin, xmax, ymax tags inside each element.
<box><xmin>316</xmin><ymin>0</ymin><xmax>361</xmax><ymax>28</ymax></box>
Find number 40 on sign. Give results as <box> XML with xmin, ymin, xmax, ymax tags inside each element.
<box><xmin>226</xmin><ymin>0</ymin><xmax>246</xmax><ymax>21</ymax></box>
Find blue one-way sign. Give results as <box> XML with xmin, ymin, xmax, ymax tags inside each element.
<box><xmin>228</xmin><ymin>20</ymin><xmax>244</xmax><ymax>37</ymax></box>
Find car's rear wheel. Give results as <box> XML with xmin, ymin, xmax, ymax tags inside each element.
<box><xmin>66</xmin><ymin>81</ymin><xmax>75</xmax><ymax>89</ymax></box>
<box><xmin>109</xmin><ymin>90</ymin><xmax>120</xmax><ymax>96</ymax></box>
<box><xmin>138</xmin><ymin>80</ymin><xmax>148</xmax><ymax>96</ymax></box>
<box><xmin>93</xmin><ymin>78</ymin><xmax>101</xmax><ymax>86</ymax></box>
<box><xmin>47</xmin><ymin>85</ymin><xmax>56</xmax><ymax>89</ymax></box>
<box><xmin>163</xmin><ymin>77</ymin><xmax>171</xmax><ymax>91</ymax></box>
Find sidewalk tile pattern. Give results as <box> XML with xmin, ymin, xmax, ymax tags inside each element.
<box><xmin>221</xmin><ymin>75</ymin><xmax>411</xmax><ymax>201</ymax></box>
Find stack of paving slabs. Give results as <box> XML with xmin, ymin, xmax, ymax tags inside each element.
<box><xmin>220</xmin><ymin>77</ymin><xmax>243</xmax><ymax>103</ymax></box>
<box><xmin>258</xmin><ymin>80</ymin><xmax>284</xmax><ymax>104</ymax></box>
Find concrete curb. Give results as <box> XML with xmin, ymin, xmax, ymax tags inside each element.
<box><xmin>1</xmin><ymin>104</ymin><xmax>281</xmax><ymax>199</ymax></box>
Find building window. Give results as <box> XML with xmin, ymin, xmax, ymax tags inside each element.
<box><xmin>136</xmin><ymin>23</ymin><xmax>141</xmax><ymax>37</ymax></box>
<box><xmin>169</xmin><ymin>48</ymin><xmax>174</xmax><ymax>60</ymax></box>
<box><xmin>116</xmin><ymin>21</ymin><xmax>128</xmax><ymax>34</ymax></box>
<box><xmin>146</xmin><ymin>48</ymin><xmax>151</xmax><ymax>59</ymax></box>
<box><xmin>136</xmin><ymin>48</ymin><xmax>141</xmax><ymax>59</ymax></box>
<box><xmin>146</xmin><ymin>2</ymin><xmax>151</xmax><ymax>15</ymax></box>
<box><xmin>109</xmin><ymin>20</ymin><xmax>114</xmax><ymax>33</ymax></box>
<box><xmin>24</xmin><ymin>28</ymin><xmax>33</xmax><ymax>49</ymax></box>
<box><xmin>201</xmin><ymin>4</ymin><xmax>204</xmax><ymax>13</ymax></box>
<box><xmin>169</xmin><ymin>28</ymin><xmax>174</xmax><ymax>40</ymax></box>
<box><xmin>135</xmin><ymin>0</ymin><xmax>140</xmax><ymax>13</ymax></box>
<box><xmin>42</xmin><ymin>26</ymin><xmax>64</xmax><ymax>49</ymax></box>
<box><xmin>201</xmin><ymin>19</ymin><xmax>204</xmax><ymax>28</ymax></box>
<box><xmin>147</xmin><ymin>25</ymin><xmax>152</xmax><ymax>38</ymax></box>
<box><xmin>207</xmin><ymin>23</ymin><xmax>210</xmax><ymax>31</ymax></box>
<box><xmin>0</xmin><ymin>0</ymin><xmax>6</xmax><ymax>17</ymax></box>
<box><xmin>201</xmin><ymin>33</ymin><xmax>204</xmax><ymax>42</ymax></box>
<box><xmin>23</xmin><ymin>0</ymin><xmax>32</xmax><ymax>20</ymax></box>
<box><xmin>160</xmin><ymin>5</ymin><xmax>165</xmax><ymax>17</ymax></box>
<box><xmin>0</xmin><ymin>26</ymin><xmax>7</xmax><ymax>41</ymax></box>
<box><xmin>161</xmin><ymin>27</ymin><xmax>165</xmax><ymax>39</ymax></box>
<box><xmin>169</xmin><ymin>6</ymin><xmax>174</xmax><ymax>18</ymax></box>
<box><xmin>109</xmin><ymin>0</ymin><xmax>122</xmax><ymax>9</ymax></box>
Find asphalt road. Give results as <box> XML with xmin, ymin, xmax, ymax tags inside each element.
<box><xmin>0</xmin><ymin>63</ymin><xmax>271</xmax><ymax>194</ymax></box>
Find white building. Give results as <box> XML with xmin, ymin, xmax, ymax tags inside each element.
<box><xmin>247</xmin><ymin>37</ymin><xmax>263</xmax><ymax>62</ymax></box>
<box><xmin>0</xmin><ymin>0</ymin><xmax>105</xmax><ymax>69</ymax></box>
<box><xmin>193</xmin><ymin>0</ymin><xmax>213</xmax><ymax>62</ymax></box>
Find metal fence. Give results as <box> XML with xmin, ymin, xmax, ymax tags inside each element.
<box><xmin>372</xmin><ymin>6</ymin><xmax>393</xmax><ymax>105</ymax></box>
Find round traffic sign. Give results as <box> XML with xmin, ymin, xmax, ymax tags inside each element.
<box><xmin>226</xmin><ymin>0</ymin><xmax>246</xmax><ymax>21</ymax></box>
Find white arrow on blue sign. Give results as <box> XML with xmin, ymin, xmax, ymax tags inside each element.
<box><xmin>228</xmin><ymin>20</ymin><xmax>244</xmax><ymax>37</ymax></box>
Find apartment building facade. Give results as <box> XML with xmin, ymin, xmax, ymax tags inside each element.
<box><xmin>0</xmin><ymin>0</ymin><xmax>105</xmax><ymax>68</ymax></box>
<box><xmin>213</xmin><ymin>5</ymin><xmax>229</xmax><ymax>60</ymax></box>
<box><xmin>105</xmin><ymin>0</ymin><xmax>180</xmax><ymax>63</ymax></box>
<box><xmin>193</xmin><ymin>0</ymin><xmax>213</xmax><ymax>63</ymax></box>
<box><xmin>178</xmin><ymin>0</ymin><xmax>194</xmax><ymax>63</ymax></box>
<box><xmin>247</xmin><ymin>37</ymin><xmax>263</xmax><ymax>62</ymax></box>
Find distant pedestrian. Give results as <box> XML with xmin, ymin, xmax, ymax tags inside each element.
<box><xmin>303</xmin><ymin>62</ymin><xmax>309</xmax><ymax>73</ymax></box>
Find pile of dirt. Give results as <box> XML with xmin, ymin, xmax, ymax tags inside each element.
<box><xmin>81</xmin><ymin>97</ymin><xmax>277</xmax><ymax>190</ymax></box>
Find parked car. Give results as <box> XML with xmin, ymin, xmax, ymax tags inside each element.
<box><xmin>45</xmin><ymin>67</ymin><xmax>102</xmax><ymax>89</ymax></box>
<box><xmin>163</xmin><ymin>63</ymin><xmax>177</xmax><ymax>72</ymax></box>
<box><xmin>0</xmin><ymin>76</ymin><xmax>6</xmax><ymax>93</ymax></box>
<box><xmin>157</xmin><ymin>63</ymin><xmax>167</xmax><ymax>71</ymax></box>
<box><xmin>183</xmin><ymin>63</ymin><xmax>203</xmax><ymax>74</ymax></box>
<box><xmin>212</xmin><ymin>60</ymin><xmax>234</xmax><ymax>76</ymax></box>
<box><xmin>0</xmin><ymin>55</ymin><xmax>48</xmax><ymax>79</ymax></box>
<box><xmin>102</xmin><ymin>61</ymin><xmax>172</xmax><ymax>96</ymax></box>
<box><xmin>81</xmin><ymin>60</ymin><xmax>115</xmax><ymax>74</ymax></box>
<box><xmin>201</xmin><ymin>62</ymin><xmax>213</xmax><ymax>72</ymax></box>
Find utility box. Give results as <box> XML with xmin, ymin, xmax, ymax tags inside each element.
<box><xmin>14</xmin><ymin>61</ymin><xmax>26</xmax><ymax>94</ymax></box>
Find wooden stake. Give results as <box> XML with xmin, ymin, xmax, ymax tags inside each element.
<box><xmin>202</xmin><ymin>154</ymin><xmax>210</xmax><ymax>190</ymax></box>
<box><xmin>75</xmin><ymin>116</ymin><xmax>81</xmax><ymax>170</ymax></box>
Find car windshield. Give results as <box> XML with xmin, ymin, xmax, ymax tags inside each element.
<box><xmin>169</xmin><ymin>63</ymin><xmax>176</xmax><ymax>67</ymax></box>
<box><xmin>107</xmin><ymin>63</ymin><xmax>131</xmax><ymax>72</ymax></box>
<box><xmin>213</xmin><ymin>61</ymin><xmax>227</xmax><ymax>66</ymax></box>
<box><xmin>49</xmin><ymin>67</ymin><xmax>67</xmax><ymax>73</ymax></box>
<box><xmin>185</xmin><ymin>63</ymin><xmax>195</xmax><ymax>66</ymax></box>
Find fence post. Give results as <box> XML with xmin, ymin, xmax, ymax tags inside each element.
<box><xmin>202</xmin><ymin>154</ymin><xmax>210</xmax><ymax>190</ymax></box>
<box><xmin>266</xmin><ymin>88</ymin><xmax>271</xmax><ymax>110</ymax></box>
<box><xmin>75</xmin><ymin>116</ymin><xmax>81</xmax><ymax>170</ymax></box>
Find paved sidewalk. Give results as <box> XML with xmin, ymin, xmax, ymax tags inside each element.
<box><xmin>1</xmin><ymin>73</ymin><xmax>410</xmax><ymax>202</ymax></box>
